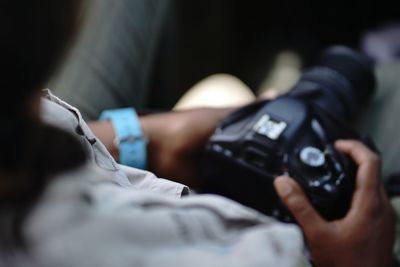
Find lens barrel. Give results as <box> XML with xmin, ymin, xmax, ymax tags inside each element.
<box><xmin>289</xmin><ymin>46</ymin><xmax>376</xmax><ymax>120</ymax></box>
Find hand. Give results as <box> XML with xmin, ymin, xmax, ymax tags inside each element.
<box><xmin>140</xmin><ymin>108</ymin><xmax>233</xmax><ymax>188</ymax></box>
<box><xmin>274</xmin><ymin>140</ymin><xmax>395</xmax><ymax>267</ymax></box>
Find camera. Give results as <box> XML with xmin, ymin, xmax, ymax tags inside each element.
<box><xmin>200</xmin><ymin>46</ymin><xmax>376</xmax><ymax>222</ymax></box>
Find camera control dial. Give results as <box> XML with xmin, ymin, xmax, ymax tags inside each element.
<box><xmin>300</xmin><ymin>146</ymin><xmax>325</xmax><ymax>167</ymax></box>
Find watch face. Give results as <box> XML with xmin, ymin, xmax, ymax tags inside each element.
<box><xmin>253</xmin><ymin>114</ymin><xmax>287</xmax><ymax>140</ymax></box>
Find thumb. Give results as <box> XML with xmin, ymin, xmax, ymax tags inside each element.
<box><xmin>274</xmin><ymin>176</ymin><xmax>327</xmax><ymax>237</ymax></box>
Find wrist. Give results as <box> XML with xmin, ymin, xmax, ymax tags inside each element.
<box><xmin>88</xmin><ymin>121</ymin><xmax>120</xmax><ymax>160</ymax></box>
<box><xmin>139</xmin><ymin>107</ymin><xmax>234</xmax><ymax>175</ymax></box>
<box><xmin>139</xmin><ymin>113</ymin><xmax>165</xmax><ymax>173</ymax></box>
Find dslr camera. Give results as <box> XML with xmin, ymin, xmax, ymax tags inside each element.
<box><xmin>200</xmin><ymin>46</ymin><xmax>376</xmax><ymax>222</ymax></box>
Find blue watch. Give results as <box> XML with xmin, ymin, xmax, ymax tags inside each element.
<box><xmin>99</xmin><ymin>108</ymin><xmax>147</xmax><ymax>169</ymax></box>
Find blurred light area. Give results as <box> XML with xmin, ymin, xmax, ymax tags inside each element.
<box><xmin>361</xmin><ymin>23</ymin><xmax>400</xmax><ymax>63</ymax></box>
<box><xmin>173</xmin><ymin>52</ymin><xmax>302</xmax><ymax>110</ymax></box>
<box><xmin>258</xmin><ymin>51</ymin><xmax>302</xmax><ymax>95</ymax></box>
<box><xmin>174</xmin><ymin>74</ymin><xmax>255</xmax><ymax>110</ymax></box>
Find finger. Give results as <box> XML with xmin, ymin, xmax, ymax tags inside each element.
<box><xmin>335</xmin><ymin>140</ymin><xmax>379</xmax><ymax>170</ymax></box>
<box><xmin>335</xmin><ymin>140</ymin><xmax>380</xmax><ymax>192</ymax></box>
<box><xmin>274</xmin><ymin>176</ymin><xmax>327</xmax><ymax>238</ymax></box>
<box><xmin>335</xmin><ymin>140</ymin><xmax>381</xmax><ymax>217</ymax></box>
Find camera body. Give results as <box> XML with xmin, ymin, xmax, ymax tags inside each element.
<box><xmin>200</xmin><ymin>46</ymin><xmax>376</xmax><ymax>222</ymax></box>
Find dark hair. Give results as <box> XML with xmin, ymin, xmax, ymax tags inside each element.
<box><xmin>0</xmin><ymin>0</ymin><xmax>87</xmax><ymax>247</ymax></box>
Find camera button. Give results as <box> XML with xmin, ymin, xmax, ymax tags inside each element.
<box><xmin>323</xmin><ymin>183</ymin><xmax>336</xmax><ymax>193</ymax></box>
<box><xmin>300</xmin><ymin>146</ymin><xmax>325</xmax><ymax>167</ymax></box>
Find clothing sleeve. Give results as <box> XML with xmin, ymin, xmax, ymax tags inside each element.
<box><xmin>119</xmin><ymin>164</ymin><xmax>190</xmax><ymax>198</ymax></box>
<box><xmin>41</xmin><ymin>90</ymin><xmax>131</xmax><ymax>187</ymax></box>
<box><xmin>41</xmin><ymin>89</ymin><xmax>190</xmax><ymax>197</ymax></box>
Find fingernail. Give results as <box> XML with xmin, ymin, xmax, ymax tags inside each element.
<box><xmin>275</xmin><ymin>179</ymin><xmax>293</xmax><ymax>197</ymax></box>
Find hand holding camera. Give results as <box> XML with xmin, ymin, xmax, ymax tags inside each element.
<box><xmin>201</xmin><ymin>46</ymin><xmax>378</xmax><ymax>222</ymax></box>
<box><xmin>275</xmin><ymin>140</ymin><xmax>395</xmax><ymax>267</ymax></box>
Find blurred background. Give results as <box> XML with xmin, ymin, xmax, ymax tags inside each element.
<box><xmin>149</xmin><ymin>0</ymin><xmax>400</xmax><ymax>109</ymax></box>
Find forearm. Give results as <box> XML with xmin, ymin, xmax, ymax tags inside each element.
<box><xmin>89</xmin><ymin>107</ymin><xmax>231</xmax><ymax>159</ymax></box>
<box><xmin>88</xmin><ymin>114</ymin><xmax>161</xmax><ymax>163</ymax></box>
<box><xmin>88</xmin><ymin>108</ymin><xmax>232</xmax><ymax>187</ymax></box>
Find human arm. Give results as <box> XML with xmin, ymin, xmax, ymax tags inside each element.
<box><xmin>274</xmin><ymin>140</ymin><xmax>396</xmax><ymax>267</ymax></box>
<box><xmin>88</xmin><ymin>107</ymin><xmax>233</xmax><ymax>188</ymax></box>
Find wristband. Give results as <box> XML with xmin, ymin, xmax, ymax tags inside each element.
<box><xmin>99</xmin><ymin>108</ymin><xmax>147</xmax><ymax>169</ymax></box>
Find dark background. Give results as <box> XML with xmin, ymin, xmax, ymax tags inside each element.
<box><xmin>149</xmin><ymin>0</ymin><xmax>400</xmax><ymax>109</ymax></box>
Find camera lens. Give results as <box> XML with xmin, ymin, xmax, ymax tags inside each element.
<box><xmin>318</xmin><ymin>46</ymin><xmax>376</xmax><ymax>107</ymax></box>
<box><xmin>289</xmin><ymin>46</ymin><xmax>376</xmax><ymax>121</ymax></box>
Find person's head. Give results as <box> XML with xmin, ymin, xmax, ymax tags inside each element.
<box><xmin>0</xmin><ymin>0</ymin><xmax>87</xmax><ymax>247</ymax></box>
<box><xmin>1</xmin><ymin>0</ymin><xmax>82</xmax><ymax>113</ymax></box>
